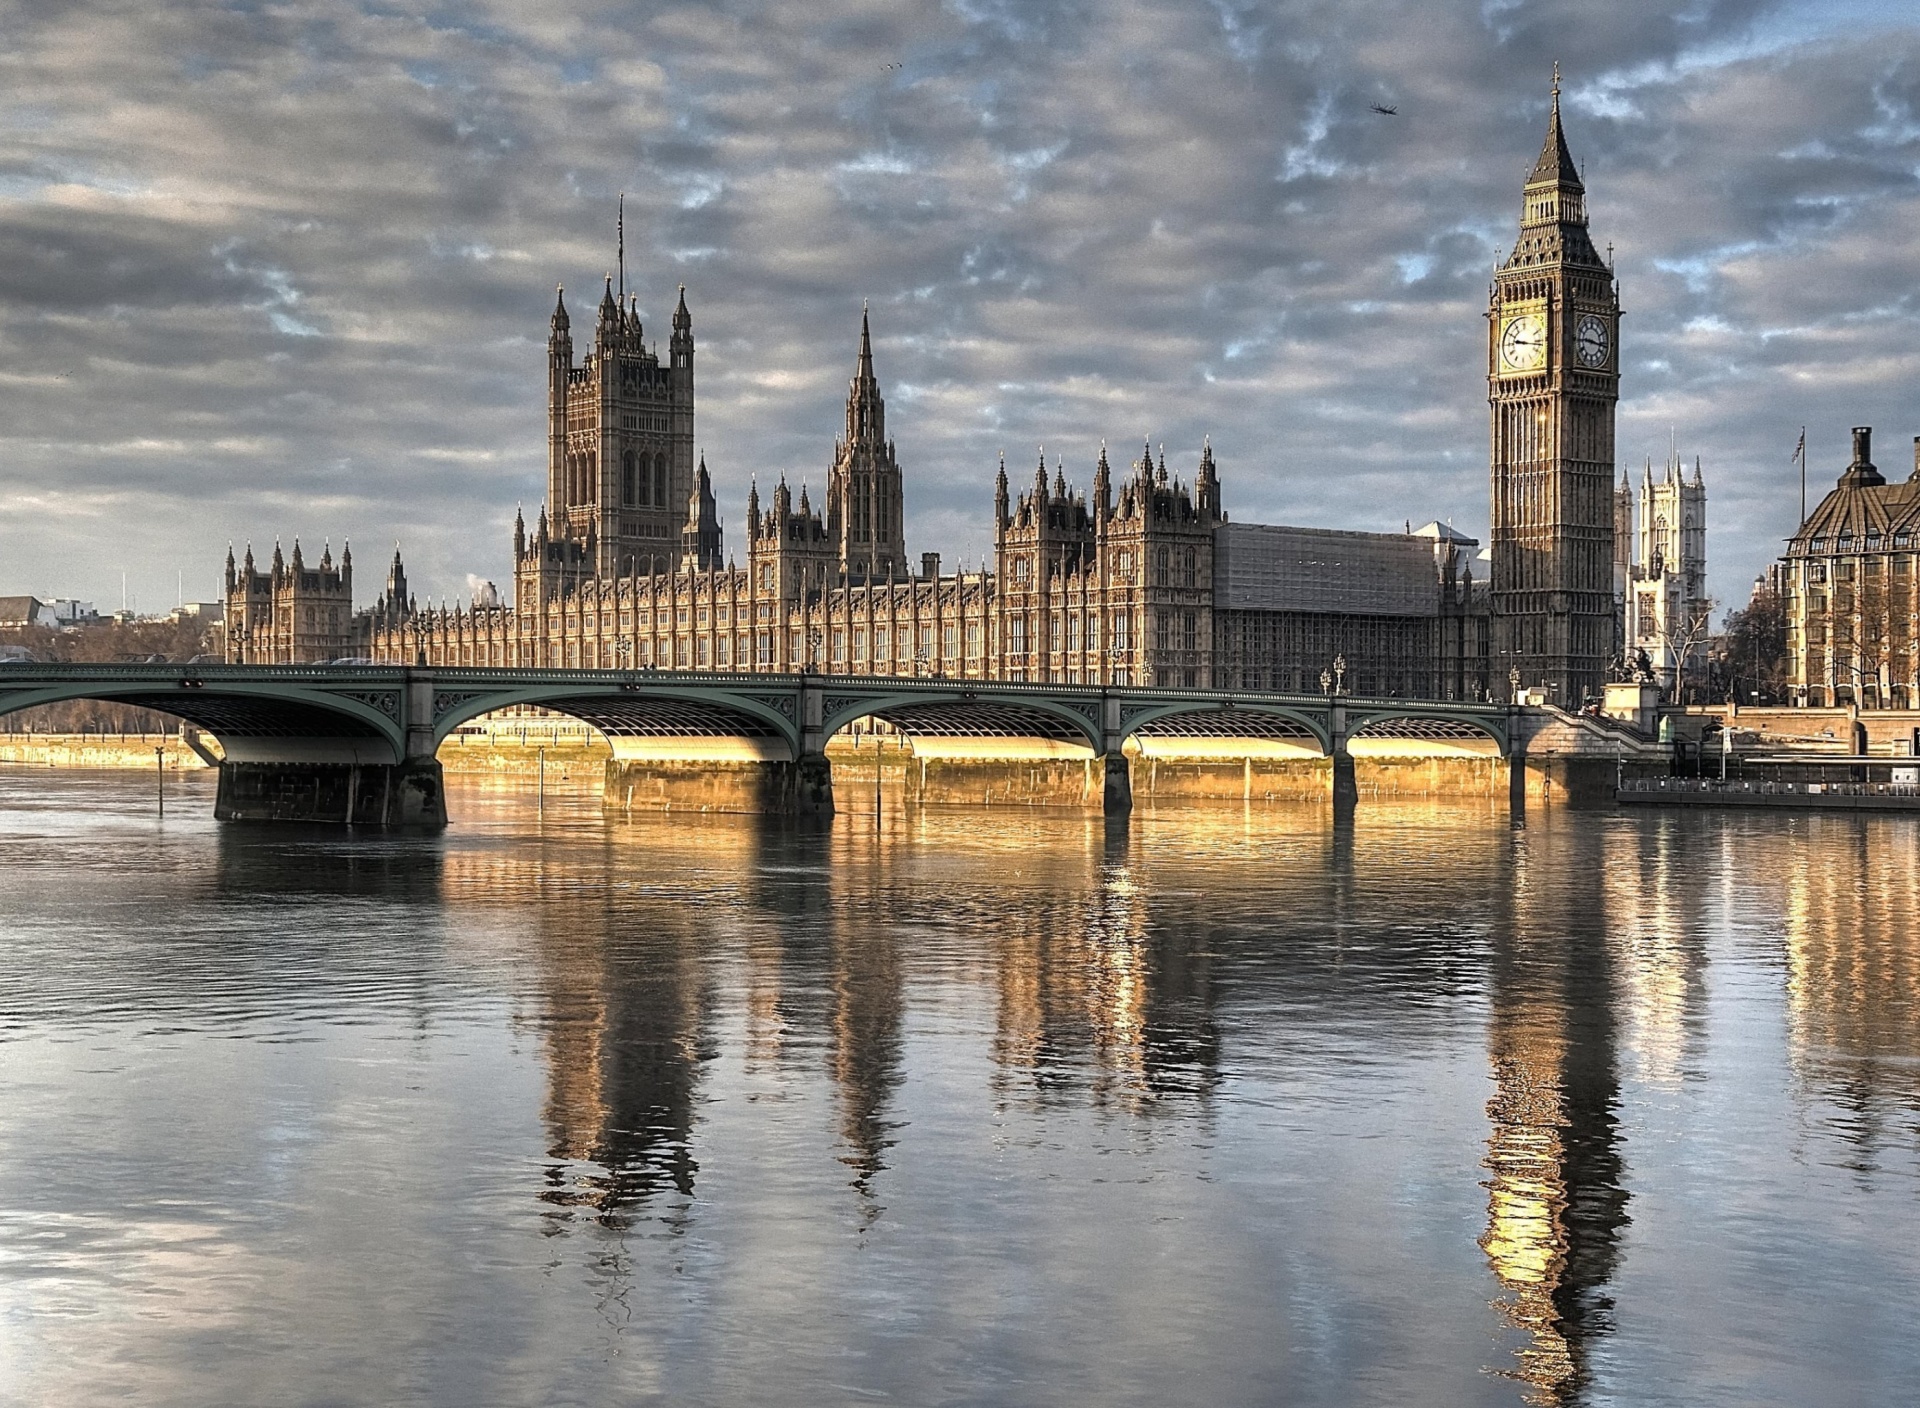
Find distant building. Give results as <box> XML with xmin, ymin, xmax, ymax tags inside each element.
<box><xmin>223</xmin><ymin>540</ymin><xmax>354</xmax><ymax>663</ymax></box>
<box><xmin>1212</xmin><ymin>521</ymin><xmax>1486</xmax><ymax>697</ymax></box>
<box><xmin>1778</xmin><ymin>426</ymin><xmax>1920</xmax><ymax>707</ymax></box>
<box><xmin>0</xmin><ymin>597</ymin><xmax>43</xmax><ymax>629</ymax></box>
<box><xmin>1614</xmin><ymin>454</ymin><xmax>1709</xmax><ymax>688</ymax></box>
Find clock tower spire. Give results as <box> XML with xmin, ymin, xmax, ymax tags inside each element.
<box><xmin>1489</xmin><ymin>68</ymin><xmax>1620</xmax><ymax>704</ymax></box>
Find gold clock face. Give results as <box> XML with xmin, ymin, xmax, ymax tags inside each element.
<box><xmin>1576</xmin><ymin>314</ymin><xmax>1610</xmax><ymax>367</ymax></box>
<box><xmin>1499</xmin><ymin>314</ymin><xmax>1547</xmax><ymax>372</ymax></box>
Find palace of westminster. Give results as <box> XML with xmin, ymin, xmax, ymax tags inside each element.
<box><xmin>227</xmin><ymin>84</ymin><xmax>1727</xmax><ymax>706</ymax></box>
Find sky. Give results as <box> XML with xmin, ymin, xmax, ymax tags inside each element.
<box><xmin>3</xmin><ymin>0</ymin><xmax>1919</xmax><ymax>618</ymax></box>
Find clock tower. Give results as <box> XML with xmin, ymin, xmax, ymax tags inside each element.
<box><xmin>1489</xmin><ymin>71</ymin><xmax>1620</xmax><ymax>704</ymax></box>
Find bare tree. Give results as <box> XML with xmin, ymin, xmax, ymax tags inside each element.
<box><xmin>1657</xmin><ymin>595</ymin><xmax>1717</xmax><ymax>703</ymax></box>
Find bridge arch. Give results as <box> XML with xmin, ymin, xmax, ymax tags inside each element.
<box><xmin>430</xmin><ymin>680</ymin><xmax>803</xmax><ymax>759</ymax></box>
<box><xmin>1118</xmin><ymin>701</ymin><xmax>1332</xmax><ymax>755</ymax></box>
<box><xmin>820</xmin><ymin>688</ymin><xmax>1104</xmax><ymax>752</ymax></box>
<box><xmin>1345</xmin><ymin>709</ymin><xmax>1509</xmax><ymax>757</ymax></box>
<box><xmin>0</xmin><ymin>673</ymin><xmax>408</xmax><ymax>764</ymax></box>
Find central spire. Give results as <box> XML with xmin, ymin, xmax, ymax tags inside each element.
<box><xmin>856</xmin><ymin>301</ymin><xmax>875</xmax><ymax>383</ymax></box>
<box><xmin>1506</xmin><ymin>67</ymin><xmax>1600</xmax><ymax>265</ymax></box>
<box><xmin>1528</xmin><ymin>62</ymin><xmax>1582</xmax><ymax>192</ymax></box>
<box><xmin>846</xmin><ymin>303</ymin><xmax>884</xmax><ymax>444</ymax></box>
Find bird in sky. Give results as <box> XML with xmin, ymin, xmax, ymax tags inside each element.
<box><xmin>880</xmin><ymin>61</ymin><xmax>902</xmax><ymax>71</ymax></box>
<box><xmin>1370</xmin><ymin>103</ymin><xmax>1398</xmax><ymax>116</ymax></box>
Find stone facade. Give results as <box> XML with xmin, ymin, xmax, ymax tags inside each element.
<box><xmin>1615</xmin><ymin>455</ymin><xmax>1709</xmax><ymax>687</ymax></box>
<box><xmin>1778</xmin><ymin>427</ymin><xmax>1920</xmax><ymax>708</ymax></box>
<box><xmin>223</xmin><ymin>540</ymin><xmax>355</xmax><ymax>664</ymax></box>
<box><xmin>1488</xmin><ymin>75</ymin><xmax>1621</xmax><ymax>706</ymax></box>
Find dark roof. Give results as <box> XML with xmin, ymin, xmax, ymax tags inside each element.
<box><xmin>1528</xmin><ymin>89</ymin><xmax>1583</xmax><ymax>190</ymax></box>
<box><xmin>0</xmin><ymin>595</ymin><xmax>42</xmax><ymax>625</ymax></box>
<box><xmin>1795</xmin><ymin>480</ymin><xmax>1920</xmax><ymax>547</ymax></box>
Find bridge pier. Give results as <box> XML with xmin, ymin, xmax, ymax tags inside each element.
<box><xmin>601</xmin><ymin>684</ymin><xmax>834</xmax><ymax>818</ymax></box>
<box><xmin>1101</xmin><ymin>698</ymin><xmax>1132</xmax><ymax>817</ymax></box>
<box><xmin>605</xmin><ymin>748</ymin><xmax>833</xmax><ymax>816</ymax></box>
<box><xmin>214</xmin><ymin>671</ymin><xmax>448</xmax><ymax>828</ymax></box>
<box><xmin>215</xmin><ymin>758</ymin><xmax>447</xmax><ymax>827</ymax></box>
<box><xmin>1330</xmin><ymin>700</ymin><xmax>1359</xmax><ymax>807</ymax></box>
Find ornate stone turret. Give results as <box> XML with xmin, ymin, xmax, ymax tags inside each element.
<box><xmin>541</xmin><ymin>212</ymin><xmax>697</xmax><ymax>579</ymax></box>
<box><xmin>827</xmin><ymin>306</ymin><xmax>906</xmax><ymax>585</ymax></box>
<box><xmin>681</xmin><ymin>454</ymin><xmax>723</xmax><ymax>571</ymax></box>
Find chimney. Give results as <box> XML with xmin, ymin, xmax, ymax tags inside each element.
<box><xmin>1841</xmin><ymin>426</ymin><xmax>1885</xmax><ymax>488</ymax></box>
<box><xmin>1911</xmin><ymin>435</ymin><xmax>1919</xmax><ymax>483</ymax></box>
<box><xmin>920</xmin><ymin>552</ymin><xmax>941</xmax><ymax>580</ymax></box>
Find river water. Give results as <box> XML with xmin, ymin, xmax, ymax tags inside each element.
<box><xmin>1</xmin><ymin>771</ymin><xmax>1916</xmax><ymax>1406</ymax></box>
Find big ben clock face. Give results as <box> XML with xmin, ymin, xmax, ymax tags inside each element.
<box><xmin>1576</xmin><ymin>314</ymin><xmax>1610</xmax><ymax>368</ymax></box>
<box><xmin>1499</xmin><ymin>313</ymin><xmax>1547</xmax><ymax>373</ymax></box>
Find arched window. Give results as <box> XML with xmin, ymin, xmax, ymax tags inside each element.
<box><xmin>654</xmin><ymin>455</ymin><xmax>669</xmax><ymax>508</ymax></box>
<box><xmin>623</xmin><ymin>450</ymin><xmax>637</xmax><ymax>506</ymax></box>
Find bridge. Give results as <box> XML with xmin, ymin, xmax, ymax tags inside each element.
<box><xmin>0</xmin><ymin>663</ymin><xmax>1612</xmax><ymax>826</ymax></box>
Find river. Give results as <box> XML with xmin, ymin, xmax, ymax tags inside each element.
<box><xmin>2</xmin><ymin>772</ymin><xmax>1915</xmax><ymax>1405</ymax></box>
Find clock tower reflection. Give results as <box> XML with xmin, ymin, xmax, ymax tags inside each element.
<box><xmin>1480</xmin><ymin>821</ymin><xmax>1630</xmax><ymax>1402</ymax></box>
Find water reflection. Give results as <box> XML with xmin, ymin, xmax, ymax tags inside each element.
<box><xmin>1779</xmin><ymin>818</ymin><xmax>1920</xmax><ymax>1166</ymax></box>
<box><xmin>823</xmin><ymin>829</ymin><xmax>907</xmax><ymax>1195</ymax></box>
<box><xmin>1481</xmin><ymin>823</ymin><xmax>1630</xmax><ymax>1405</ymax></box>
<box><xmin>442</xmin><ymin>828</ymin><xmax>719</xmax><ymax>1230</ymax></box>
<box><xmin>990</xmin><ymin>833</ymin><xmax>1219</xmax><ymax>1110</ymax></box>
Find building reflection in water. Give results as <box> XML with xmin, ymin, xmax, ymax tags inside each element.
<box><xmin>990</xmin><ymin>819</ymin><xmax>1219</xmax><ymax>1112</ymax></box>
<box><xmin>1480</xmin><ymin>821</ymin><xmax>1631</xmax><ymax>1405</ymax></box>
<box><xmin>822</xmin><ymin>828</ymin><xmax>906</xmax><ymax>1197</ymax></box>
<box><xmin>446</xmin><ymin>828</ymin><xmax>717</xmax><ymax>1231</ymax></box>
<box><xmin>1778</xmin><ymin>818</ymin><xmax>1920</xmax><ymax>1167</ymax></box>
<box><xmin>1601</xmin><ymin>815</ymin><xmax>1710</xmax><ymax>1090</ymax></box>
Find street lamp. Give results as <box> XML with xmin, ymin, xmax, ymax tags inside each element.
<box><xmin>1508</xmin><ymin>665</ymin><xmax>1522</xmax><ymax>703</ymax></box>
<box><xmin>807</xmin><ymin>626</ymin><xmax>823</xmax><ymax>674</ymax></box>
<box><xmin>1332</xmin><ymin>654</ymin><xmax>1347</xmax><ymax>696</ymax></box>
<box><xmin>1319</xmin><ymin>668</ymin><xmax>1333</xmax><ymax>696</ymax></box>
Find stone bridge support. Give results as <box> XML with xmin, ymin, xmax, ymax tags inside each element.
<box><xmin>1101</xmin><ymin>695</ymin><xmax>1132</xmax><ymax>817</ymax></box>
<box><xmin>215</xmin><ymin>670</ymin><xmax>446</xmax><ymax>828</ymax></box>
<box><xmin>602</xmin><ymin>677</ymin><xmax>831</xmax><ymax>818</ymax></box>
<box><xmin>1329</xmin><ymin>698</ymin><xmax>1358</xmax><ymax>807</ymax></box>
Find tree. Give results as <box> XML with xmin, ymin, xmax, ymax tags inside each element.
<box><xmin>1657</xmin><ymin>595</ymin><xmax>1717</xmax><ymax>704</ymax></box>
<box><xmin>0</xmin><ymin>617</ymin><xmax>219</xmax><ymax>733</ymax></box>
<box><xmin>1718</xmin><ymin>587</ymin><xmax>1789</xmax><ymax>704</ymax></box>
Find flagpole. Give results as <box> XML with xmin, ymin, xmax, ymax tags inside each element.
<box><xmin>1797</xmin><ymin>427</ymin><xmax>1806</xmax><ymax>525</ymax></box>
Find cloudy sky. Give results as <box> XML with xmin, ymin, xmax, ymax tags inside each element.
<box><xmin>3</xmin><ymin>0</ymin><xmax>1918</xmax><ymax>616</ymax></box>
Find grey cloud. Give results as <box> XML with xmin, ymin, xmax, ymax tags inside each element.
<box><xmin>1</xmin><ymin>0</ymin><xmax>1917</xmax><ymax>614</ymax></box>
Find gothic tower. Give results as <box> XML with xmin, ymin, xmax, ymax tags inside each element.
<box><xmin>544</xmin><ymin>260</ymin><xmax>696</xmax><ymax>578</ymax></box>
<box><xmin>1489</xmin><ymin>71</ymin><xmax>1620</xmax><ymax>702</ymax></box>
<box><xmin>827</xmin><ymin>308</ymin><xmax>906</xmax><ymax>584</ymax></box>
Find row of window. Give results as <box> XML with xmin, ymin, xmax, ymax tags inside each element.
<box><xmin>621</xmin><ymin>451</ymin><xmax>671</xmax><ymax>508</ymax></box>
<box><xmin>1805</xmin><ymin>533</ymin><xmax>1916</xmax><ymax>553</ymax></box>
<box><xmin>1798</xmin><ymin>558</ymin><xmax>1916</xmax><ymax>586</ymax></box>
